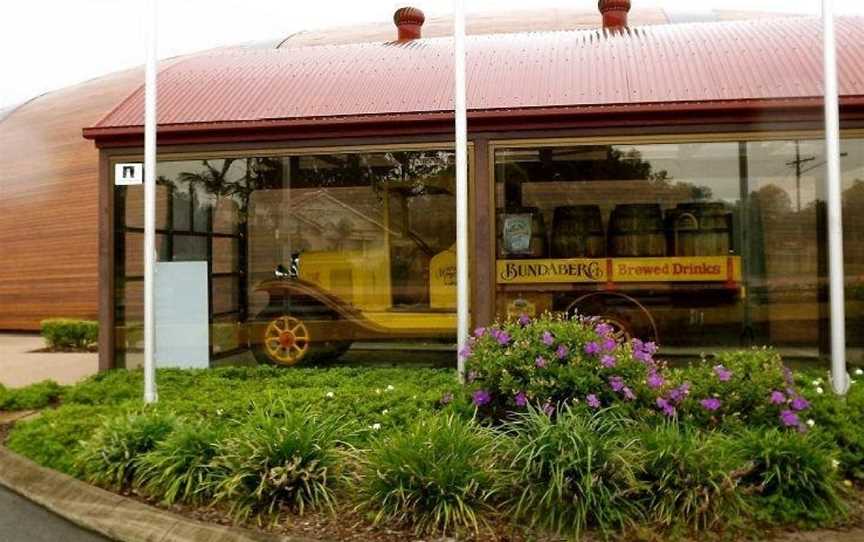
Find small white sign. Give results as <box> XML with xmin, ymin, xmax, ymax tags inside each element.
<box><xmin>114</xmin><ymin>163</ymin><xmax>143</xmax><ymax>186</ymax></box>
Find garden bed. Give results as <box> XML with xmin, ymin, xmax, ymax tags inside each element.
<box><xmin>2</xmin><ymin>318</ymin><xmax>864</xmax><ymax>541</ymax></box>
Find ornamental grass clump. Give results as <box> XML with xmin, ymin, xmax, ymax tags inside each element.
<box><xmin>504</xmin><ymin>405</ymin><xmax>643</xmax><ymax>538</ymax></box>
<box><xmin>210</xmin><ymin>402</ymin><xmax>352</xmax><ymax>522</ymax></box>
<box><xmin>463</xmin><ymin>312</ymin><xmax>665</xmax><ymax>419</ymax></box>
<box><xmin>733</xmin><ymin>428</ymin><xmax>847</xmax><ymax>526</ymax></box>
<box><xmin>75</xmin><ymin>409</ymin><xmax>177</xmax><ymax>489</ymax></box>
<box><xmin>638</xmin><ymin>424</ymin><xmax>749</xmax><ymax>533</ymax></box>
<box><xmin>134</xmin><ymin>421</ymin><xmax>224</xmax><ymax>505</ymax></box>
<box><xmin>358</xmin><ymin>413</ymin><xmax>503</xmax><ymax>536</ymax></box>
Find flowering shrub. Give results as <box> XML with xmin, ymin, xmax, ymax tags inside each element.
<box><xmin>463</xmin><ymin>315</ymin><xmax>818</xmax><ymax>434</ymax></box>
<box><xmin>674</xmin><ymin>349</ymin><xmax>813</xmax><ymax>430</ymax></box>
<box><xmin>463</xmin><ymin>313</ymin><xmax>665</xmax><ymax>418</ymax></box>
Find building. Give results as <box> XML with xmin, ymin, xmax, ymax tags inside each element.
<box><xmin>4</xmin><ymin>2</ymin><xmax>864</xmax><ymax>369</ymax></box>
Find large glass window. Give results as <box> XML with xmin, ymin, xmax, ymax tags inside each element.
<box><xmin>494</xmin><ymin>138</ymin><xmax>863</xmax><ymax>361</ymax></box>
<box><xmin>114</xmin><ymin>149</ymin><xmax>457</xmax><ymax>368</ymax></box>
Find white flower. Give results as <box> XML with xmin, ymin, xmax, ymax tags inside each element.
<box><xmin>844</xmin><ymin>480</ymin><xmax>854</xmax><ymax>488</ymax></box>
<box><xmin>375</xmin><ymin>388</ymin><xmax>381</xmax><ymax>395</ymax></box>
<box><xmin>855</xmin><ymin>369</ymin><xmax>863</xmax><ymax>376</ymax></box>
<box><xmin>325</xmin><ymin>391</ymin><xmax>334</xmax><ymax>398</ymax></box>
<box><xmin>386</xmin><ymin>385</ymin><xmax>395</xmax><ymax>392</ymax></box>
<box><xmin>216</xmin><ymin>408</ymin><xmax>224</xmax><ymax>416</ymax></box>
<box><xmin>816</xmin><ymin>387</ymin><xmax>824</xmax><ymax>394</ymax></box>
<box><xmin>852</xmin><ymin>380</ymin><xmax>858</xmax><ymax>385</ymax></box>
<box><xmin>371</xmin><ymin>423</ymin><xmax>381</xmax><ymax>430</ymax></box>
<box><xmin>832</xmin><ymin>459</ymin><xmax>841</xmax><ymax>469</ymax></box>
<box><xmin>812</xmin><ymin>379</ymin><xmax>822</xmax><ymax>386</ymax></box>
<box><xmin>806</xmin><ymin>419</ymin><xmax>815</xmax><ymax>427</ymax></box>
<box><xmin>382</xmin><ymin>409</ymin><xmax>389</xmax><ymax>415</ymax></box>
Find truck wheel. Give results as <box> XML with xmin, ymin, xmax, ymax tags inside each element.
<box><xmin>252</xmin><ymin>313</ymin><xmax>351</xmax><ymax>366</ymax></box>
<box><xmin>566</xmin><ymin>292</ymin><xmax>659</xmax><ymax>344</ymax></box>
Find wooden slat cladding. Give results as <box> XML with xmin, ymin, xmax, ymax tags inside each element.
<box><xmin>0</xmin><ymin>68</ymin><xmax>144</xmax><ymax>330</ymax></box>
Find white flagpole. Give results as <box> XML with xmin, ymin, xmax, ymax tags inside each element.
<box><xmin>822</xmin><ymin>0</ymin><xmax>849</xmax><ymax>396</ymax></box>
<box><xmin>143</xmin><ymin>0</ymin><xmax>159</xmax><ymax>403</ymax></box>
<box><xmin>454</xmin><ymin>0</ymin><xmax>469</xmax><ymax>382</ymax></box>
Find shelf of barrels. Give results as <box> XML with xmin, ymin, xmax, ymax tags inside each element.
<box><xmin>495</xmin><ymin>202</ymin><xmax>743</xmax><ymax>346</ymax></box>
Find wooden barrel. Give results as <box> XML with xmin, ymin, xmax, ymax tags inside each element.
<box><xmin>551</xmin><ymin>205</ymin><xmax>606</xmax><ymax>258</ymax></box>
<box><xmin>666</xmin><ymin>202</ymin><xmax>732</xmax><ymax>256</ymax></box>
<box><xmin>497</xmin><ymin>207</ymin><xmax>548</xmax><ymax>259</ymax></box>
<box><xmin>609</xmin><ymin>204</ymin><xmax>666</xmax><ymax>257</ymax></box>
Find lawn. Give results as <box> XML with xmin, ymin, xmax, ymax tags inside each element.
<box><xmin>2</xmin><ymin>316</ymin><xmax>864</xmax><ymax>541</ymax></box>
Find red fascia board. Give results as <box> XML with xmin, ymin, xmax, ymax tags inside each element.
<box><xmin>82</xmin><ymin>96</ymin><xmax>864</xmax><ymax>145</ymax></box>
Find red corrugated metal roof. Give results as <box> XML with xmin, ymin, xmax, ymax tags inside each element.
<box><xmin>85</xmin><ymin>16</ymin><xmax>864</xmax><ymax>137</ymax></box>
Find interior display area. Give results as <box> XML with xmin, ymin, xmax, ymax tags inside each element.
<box><xmin>115</xmin><ymin>149</ymin><xmax>458</xmax><ymax>368</ymax></box>
<box><xmin>494</xmin><ymin>138</ymin><xmax>864</xmax><ymax>359</ymax></box>
<box><xmin>112</xmin><ymin>136</ymin><xmax>863</xmax><ymax>367</ymax></box>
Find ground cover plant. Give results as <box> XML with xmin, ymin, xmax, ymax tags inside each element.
<box><xmin>3</xmin><ymin>316</ymin><xmax>864</xmax><ymax>540</ymax></box>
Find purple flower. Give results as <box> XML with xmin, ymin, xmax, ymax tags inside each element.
<box><xmin>542</xmin><ymin>331</ymin><xmax>555</xmax><ymax>346</ymax></box>
<box><xmin>440</xmin><ymin>392</ymin><xmax>453</xmax><ymax>405</ymax></box>
<box><xmin>556</xmin><ymin>344</ymin><xmax>569</xmax><ymax>360</ymax></box>
<box><xmin>473</xmin><ymin>327</ymin><xmax>486</xmax><ymax>338</ymax></box>
<box><xmin>791</xmin><ymin>397</ymin><xmax>810</xmax><ymax>411</ymax></box>
<box><xmin>643</xmin><ymin>342</ymin><xmax>658</xmax><ymax>355</ymax></box>
<box><xmin>769</xmin><ymin>390</ymin><xmax>786</xmax><ymax>405</ymax></box>
<box><xmin>668</xmin><ymin>382</ymin><xmax>691</xmax><ymax>403</ymax></box>
<box><xmin>656</xmin><ymin>397</ymin><xmax>676</xmax><ymax>417</ymax></box>
<box><xmin>714</xmin><ymin>365</ymin><xmax>732</xmax><ymax>382</ymax></box>
<box><xmin>472</xmin><ymin>390</ymin><xmax>491</xmax><ymax>407</ymax></box>
<box><xmin>779</xmin><ymin>409</ymin><xmax>800</xmax><ymax>428</ymax></box>
<box><xmin>514</xmin><ymin>391</ymin><xmax>528</xmax><ymax>407</ymax></box>
<box><xmin>595</xmin><ymin>323</ymin><xmax>613</xmax><ymax>336</ymax></box>
<box><xmin>542</xmin><ymin>402</ymin><xmax>555</xmax><ymax>416</ymax></box>
<box><xmin>632</xmin><ymin>338</ymin><xmax>644</xmax><ymax>351</ymax></box>
<box><xmin>600</xmin><ymin>355</ymin><xmax>617</xmax><ymax>369</ymax></box>
<box><xmin>602</xmin><ymin>338</ymin><xmax>617</xmax><ymax>352</ymax></box>
<box><xmin>634</xmin><ymin>349</ymin><xmax>653</xmax><ymax>364</ymax></box>
<box><xmin>700</xmin><ymin>398</ymin><xmax>722</xmax><ymax>411</ymax></box>
<box><xmin>458</xmin><ymin>345</ymin><xmax>472</xmax><ymax>359</ymax></box>
<box><xmin>584</xmin><ymin>342</ymin><xmax>601</xmax><ymax>356</ymax></box>
<box><xmin>622</xmin><ymin>387</ymin><xmax>636</xmax><ymax>401</ymax></box>
<box><xmin>518</xmin><ymin>314</ymin><xmax>532</xmax><ymax>326</ymax></box>
<box><xmin>646</xmin><ymin>371</ymin><xmax>665</xmax><ymax>389</ymax></box>
<box><xmin>586</xmin><ymin>394</ymin><xmax>601</xmax><ymax>409</ymax></box>
<box><xmin>535</xmin><ymin>356</ymin><xmax>547</xmax><ymax>369</ymax></box>
<box><xmin>609</xmin><ymin>376</ymin><xmax>625</xmax><ymax>392</ymax></box>
<box><xmin>494</xmin><ymin>330</ymin><xmax>511</xmax><ymax>346</ymax></box>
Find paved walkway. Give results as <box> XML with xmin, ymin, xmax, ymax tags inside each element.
<box><xmin>0</xmin><ymin>334</ymin><xmax>97</xmax><ymax>389</ymax></box>
<box><xmin>0</xmin><ymin>485</ymin><xmax>109</xmax><ymax>542</ymax></box>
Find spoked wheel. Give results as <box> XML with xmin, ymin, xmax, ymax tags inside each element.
<box><xmin>252</xmin><ymin>311</ymin><xmax>353</xmax><ymax>367</ymax></box>
<box><xmin>263</xmin><ymin>316</ymin><xmax>311</xmax><ymax>366</ymax></box>
<box><xmin>566</xmin><ymin>291</ymin><xmax>658</xmax><ymax>344</ymax></box>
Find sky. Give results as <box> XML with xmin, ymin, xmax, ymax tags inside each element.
<box><xmin>1</xmin><ymin>0</ymin><xmax>862</xmax><ymax>108</ymax></box>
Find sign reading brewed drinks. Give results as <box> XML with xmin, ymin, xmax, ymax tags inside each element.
<box><xmin>497</xmin><ymin>256</ymin><xmax>741</xmax><ymax>284</ymax></box>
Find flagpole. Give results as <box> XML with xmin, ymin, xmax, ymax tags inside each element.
<box><xmin>143</xmin><ymin>0</ymin><xmax>159</xmax><ymax>403</ymax></box>
<box><xmin>454</xmin><ymin>0</ymin><xmax>469</xmax><ymax>382</ymax></box>
<box><xmin>822</xmin><ymin>0</ymin><xmax>849</xmax><ymax>396</ymax></box>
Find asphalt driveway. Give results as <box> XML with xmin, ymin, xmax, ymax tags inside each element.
<box><xmin>0</xmin><ymin>485</ymin><xmax>109</xmax><ymax>541</ymax></box>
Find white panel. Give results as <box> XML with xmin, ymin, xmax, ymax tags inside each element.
<box><xmin>155</xmin><ymin>262</ymin><xmax>210</xmax><ymax>369</ymax></box>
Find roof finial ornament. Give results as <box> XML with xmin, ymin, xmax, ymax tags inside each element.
<box><xmin>393</xmin><ymin>7</ymin><xmax>426</xmax><ymax>41</ymax></box>
<box><xmin>599</xmin><ymin>0</ymin><xmax>631</xmax><ymax>31</ymax></box>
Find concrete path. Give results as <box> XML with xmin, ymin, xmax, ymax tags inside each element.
<box><xmin>0</xmin><ymin>333</ymin><xmax>97</xmax><ymax>389</ymax></box>
<box><xmin>0</xmin><ymin>485</ymin><xmax>109</xmax><ymax>542</ymax></box>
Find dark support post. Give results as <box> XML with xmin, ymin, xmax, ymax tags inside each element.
<box><xmin>471</xmin><ymin>138</ymin><xmax>494</xmax><ymax>328</ymax></box>
<box><xmin>99</xmin><ymin>152</ymin><xmax>116</xmax><ymax>371</ymax></box>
